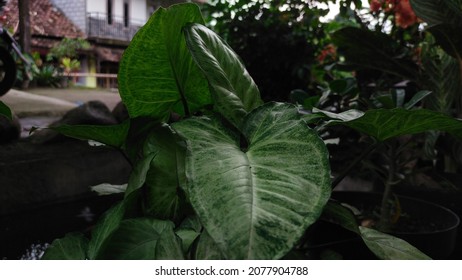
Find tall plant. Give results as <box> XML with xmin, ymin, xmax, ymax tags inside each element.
<box><xmin>41</xmin><ymin>3</ymin><xmax>462</xmax><ymax>260</ymax></box>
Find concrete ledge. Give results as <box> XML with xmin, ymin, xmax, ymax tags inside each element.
<box><xmin>0</xmin><ymin>140</ymin><xmax>131</xmax><ymax>216</ymax></box>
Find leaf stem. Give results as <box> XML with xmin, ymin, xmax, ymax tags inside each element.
<box><xmin>179</xmin><ymin>90</ymin><xmax>191</xmax><ymax>117</ymax></box>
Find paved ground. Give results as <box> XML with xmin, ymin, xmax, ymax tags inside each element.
<box><xmin>1</xmin><ymin>87</ymin><xmax>122</xmax><ymax>118</ymax></box>
<box><xmin>0</xmin><ymin>87</ymin><xmax>122</xmax><ymax>137</ymax></box>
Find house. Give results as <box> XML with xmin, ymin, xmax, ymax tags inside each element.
<box><xmin>50</xmin><ymin>0</ymin><xmax>163</xmax><ymax>88</ymax></box>
<box><xmin>3</xmin><ymin>0</ymin><xmax>204</xmax><ymax>88</ymax></box>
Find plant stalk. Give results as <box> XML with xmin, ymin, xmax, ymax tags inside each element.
<box><xmin>378</xmin><ymin>144</ymin><xmax>396</xmax><ymax>231</ymax></box>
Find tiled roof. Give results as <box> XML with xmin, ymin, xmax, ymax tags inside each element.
<box><xmin>95</xmin><ymin>47</ymin><xmax>125</xmax><ymax>63</ymax></box>
<box><xmin>3</xmin><ymin>0</ymin><xmax>84</xmax><ymax>39</ymax></box>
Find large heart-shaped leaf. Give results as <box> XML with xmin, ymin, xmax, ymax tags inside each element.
<box><xmin>184</xmin><ymin>23</ymin><xmax>263</xmax><ymax>129</ymax></box>
<box><xmin>118</xmin><ymin>3</ymin><xmax>211</xmax><ymax>120</ymax></box>
<box><xmin>96</xmin><ymin>218</ymin><xmax>184</xmax><ymax>259</ymax></box>
<box><xmin>172</xmin><ymin>102</ymin><xmax>331</xmax><ymax>259</ymax></box>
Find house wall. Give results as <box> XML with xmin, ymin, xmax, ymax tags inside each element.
<box><xmin>51</xmin><ymin>0</ymin><xmax>87</xmax><ymax>32</ymax></box>
<box><xmin>86</xmin><ymin>0</ymin><xmax>106</xmax><ymax>14</ymax></box>
<box><xmin>131</xmin><ymin>0</ymin><xmax>148</xmax><ymax>22</ymax></box>
<box><xmin>86</xmin><ymin>0</ymin><xmax>147</xmax><ymax>23</ymax></box>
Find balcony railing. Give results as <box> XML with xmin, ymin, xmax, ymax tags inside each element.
<box><xmin>87</xmin><ymin>12</ymin><xmax>145</xmax><ymax>42</ymax></box>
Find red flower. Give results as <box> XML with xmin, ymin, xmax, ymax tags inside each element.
<box><xmin>394</xmin><ymin>0</ymin><xmax>418</xmax><ymax>28</ymax></box>
<box><xmin>369</xmin><ymin>0</ymin><xmax>418</xmax><ymax>28</ymax></box>
<box><xmin>370</xmin><ymin>0</ymin><xmax>383</xmax><ymax>13</ymax></box>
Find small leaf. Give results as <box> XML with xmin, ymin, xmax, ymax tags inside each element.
<box><xmin>290</xmin><ymin>90</ymin><xmax>320</xmax><ymax>110</ymax></box>
<box><xmin>124</xmin><ymin>153</ymin><xmax>157</xmax><ymax>198</ymax></box>
<box><xmin>321</xmin><ymin>200</ymin><xmax>360</xmax><ymax>234</ymax></box>
<box><xmin>41</xmin><ymin>233</ymin><xmax>88</xmax><ymax>260</ymax></box>
<box><xmin>90</xmin><ymin>183</ymin><xmax>127</xmax><ymax>196</ymax></box>
<box><xmin>0</xmin><ymin>101</ymin><xmax>12</xmax><ymax>120</ymax></box>
<box><xmin>52</xmin><ymin>120</ymin><xmax>130</xmax><ymax>148</ymax></box>
<box><xmin>404</xmin><ymin>90</ymin><xmax>432</xmax><ymax>109</ymax></box>
<box><xmin>313</xmin><ymin>108</ymin><xmax>364</xmax><ymax>122</ymax></box>
<box><xmin>359</xmin><ymin>226</ymin><xmax>431</xmax><ymax>260</ymax></box>
<box><xmin>176</xmin><ymin>216</ymin><xmax>202</xmax><ymax>255</ymax></box>
<box><xmin>96</xmin><ymin>218</ymin><xmax>184</xmax><ymax>260</ymax></box>
<box><xmin>175</xmin><ymin>229</ymin><xmax>200</xmax><ymax>255</ymax></box>
<box><xmin>124</xmin><ymin>117</ymin><xmax>161</xmax><ymax>163</ymax></box>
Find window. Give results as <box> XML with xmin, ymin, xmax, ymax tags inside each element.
<box><xmin>107</xmin><ymin>0</ymin><xmax>113</xmax><ymax>25</ymax></box>
<box><xmin>123</xmin><ymin>0</ymin><xmax>129</xmax><ymax>28</ymax></box>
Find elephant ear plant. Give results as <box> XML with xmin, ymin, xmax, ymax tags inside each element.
<box><xmin>42</xmin><ymin>3</ymin><xmax>462</xmax><ymax>260</ymax></box>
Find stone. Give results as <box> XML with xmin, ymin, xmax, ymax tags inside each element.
<box><xmin>30</xmin><ymin>100</ymin><xmax>118</xmax><ymax>143</ymax></box>
<box><xmin>112</xmin><ymin>101</ymin><xmax>129</xmax><ymax>123</ymax></box>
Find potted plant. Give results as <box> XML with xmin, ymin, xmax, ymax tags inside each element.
<box><xmin>40</xmin><ymin>3</ymin><xmax>462</xmax><ymax>260</ymax></box>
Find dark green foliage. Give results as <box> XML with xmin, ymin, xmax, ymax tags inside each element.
<box><xmin>202</xmin><ymin>0</ymin><xmax>329</xmax><ymax>102</ymax></box>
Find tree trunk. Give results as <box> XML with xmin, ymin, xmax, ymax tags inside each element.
<box><xmin>18</xmin><ymin>0</ymin><xmax>31</xmax><ymax>53</ymax></box>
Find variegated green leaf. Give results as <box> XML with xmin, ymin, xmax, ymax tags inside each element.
<box><xmin>173</xmin><ymin>102</ymin><xmax>331</xmax><ymax>259</ymax></box>
<box><xmin>184</xmin><ymin>23</ymin><xmax>263</xmax><ymax>129</ymax></box>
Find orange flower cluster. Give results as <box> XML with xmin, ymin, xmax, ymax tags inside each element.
<box><xmin>369</xmin><ymin>0</ymin><xmax>418</xmax><ymax>28</ymax></box>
